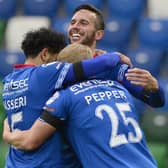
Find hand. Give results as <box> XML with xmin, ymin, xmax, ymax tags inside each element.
<box><xmin>125</xmin><ymin>68</ymin><xmax>159</xmax><ymax>92</ymax></box>
<box><xmin>95</xmin><ymin>50</ymin><xmax>133</xmax><ymax>67</ymax></box>
<box><xmin>115</xmin><ymin>52</ymin><xmax>133</xmax><ymax>68</ymax></box>
<box><xmin>94</xmin><ymin>49</ymin><xmax>107</xmax><ymax>56</ymax></box>
<box><xmin>3</xmin><ymin>118</ymin><xmax>11</xmax><ymax>143</ymax></box>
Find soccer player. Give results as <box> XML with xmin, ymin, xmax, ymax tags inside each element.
<box><xmin>38</xmin><ymin>80</ymin><xmax>159</xmax><ymax>168</ymax></box>
<box><xmin>57</xmin><ymin>43</ymin><xmax>93</xmax><ymax>63</ymax></box>
<box><xmin>2</xmin><ymin>28</ymin><xmax>130</xmax><ymax>168</ymax></box>
<box><xmin>67</xmin><ymin>4</ymin><xmax>162</xmax><ymax>109</ymax></box>
<box><xmin>3</xmin><ymin>43</ymin><xmax>160</xmax><ymax>168</ymax></box>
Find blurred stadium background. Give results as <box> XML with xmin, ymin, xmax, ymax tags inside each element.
<box><xmin>0</xmin><ymin>0</ymin><xmax>168</xmax><ymax>167</ymax></box>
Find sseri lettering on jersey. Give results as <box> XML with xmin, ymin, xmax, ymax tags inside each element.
<box><xmin>70</xmin><ymin>80</ymin><xmax>127</xmax><ymax>105</ymax></box>
<box><xmin>4</xmin><ymin>96</ymin><xmax>27</xmax><ymax>110</ymax></box>
<box><xmin>3</xmin><ymin>78</ymin><xmax>28</xmax><ymax>110</ymax></box>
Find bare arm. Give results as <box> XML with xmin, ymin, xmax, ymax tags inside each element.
<box><xmin>124</xmin><ymin>67</ymin><xmax>164</xmax><ymax>107</ymax></box>
<box><xmin>3</xmin><ymin>118</ymin><xmax>56</xmax><ymax>150</ymax></box>
<box><xmin>125</xmin><ymin>68</ymin><xmax>159</xmax><ymax>92</ymax></box>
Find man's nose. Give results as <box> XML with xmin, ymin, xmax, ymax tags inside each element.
<box><xmin>72</xmin><ymin>22</ymin><xmax>81</xmax><ymax>28</ymax></box>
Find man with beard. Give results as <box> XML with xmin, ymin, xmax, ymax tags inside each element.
<box><xmin>67</xmin><ymin>4</ymin><xmax>163</xmax><ymax>112</ymax></box>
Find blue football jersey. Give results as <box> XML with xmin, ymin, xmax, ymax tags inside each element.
<box><xmin>43</xmin><ymin>79</ymin><xmax>158</xmax><ymax>168</ymax></box>
<box><xmin>2</xmin><ymin>62</ymin><xmax>81</xmax><ymax>168</ymax></box>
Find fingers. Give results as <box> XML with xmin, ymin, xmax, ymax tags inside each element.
<box><xmin>116</xmin><ymin>52</ymin><xmax>133</xmax><ymax>68</ymax></box>
<box><xmin>125</xmin><ymin>68</ymin><xmax>150</xmax><ymax>81</ymax></box>
<box><xmin>127</xmin><ymin>68</ymin><xmax>150</xmax><ymax>74</ymax></box>
<box><xmin>125</xmin><ymin>68</ymin><xmax>159</xmax><ymax>91</ymax></box>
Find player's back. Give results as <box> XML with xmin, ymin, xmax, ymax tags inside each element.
<box><xmin>60</xmin><ymin>79</ymin><xmax>157</xmax><ymax>168</ymax></box>
<box><xmin>2</xmin><ymin>63</ymin><xmax>76</xmax><ymax>168</ymax></box>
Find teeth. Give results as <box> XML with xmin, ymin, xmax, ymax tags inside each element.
<box><xmin>72</xmin><ymin>33</ymin><xmax>80</xmax><ymax>37</ymax></box>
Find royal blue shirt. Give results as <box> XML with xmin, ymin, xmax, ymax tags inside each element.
<box><xmin>2</xmin><ymin>54</ymin><xmax>123</xmax><ymax>168</ymax></box>
<box><xmin>3</xmin><ymin>62</ymin><xmax>73</xmax><ymax>168</ymax></box>
<box><xmin>42</xmin><ymin>79</ymin><xmax>158</xmax><ymax>168</ymax></box>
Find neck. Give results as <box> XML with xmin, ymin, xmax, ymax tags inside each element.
<box><xmin>25</xmin><ymin>57</ymin><xmax>43</xmax><ymax>66</ymax></box>
<box><xmin>88</xmin><ymin>42</ymin><xmax>96</xmax><ymax>53</ymax></box>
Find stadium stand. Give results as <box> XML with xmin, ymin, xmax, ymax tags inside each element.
<box><xmin>126</xmin><ymin>47</ymin><xmax>163</xmax><ymax>77</ymax></box>
<box><xmin>51</xmin><ymin>16</ymin><xmax>70</xmax><ymax>42</ymax></box>
<box><xmin>98</xmin><ymin>16</ymin><xmax>134</xmax><ymax>52</ymax></box>
<box><xmin>0</xmin><ymin>0</ymin><xmax>17</xmax><ymax>20</ymax></box>
<box><xmin>141</xmin><ymin>109</ymin><xmax>168</xmax><ymax>143</ymax></box>
<box><xmin>137</xmin><ymin>17</ymin><xmax>168</xmax><ymax>50</ymax></box>
<box><xmin>106</xmin><ymin>0</ymin><xmax>146</xmax><ymax>20</ymax></box>
<box><xmin>23</xmin><ymin>0</ymin><xmax>59</xmax><ymax>19</ymax></box>
<box><xmin>164</xmin><ymin>50</ymin><xmax>168</xmax><ymax>76</ymax></box>
<box><xmin>147</xmin><ymin>0</ymin><xmax>168</xmax><ymax>19</ymax></box>
<box><xmin>5</xmin><ymin>16</ymin><xmax>50</xmax><ymax>51</ymax></box>
<box><xmin>0</xmin><ymin>50</ymin><xmax>25</xmax><ymax>78</ymax></box>
<box><xmin>64</xmin><ymin>0</ymin><xmax>103</xmax><ymax>16</ymax></box>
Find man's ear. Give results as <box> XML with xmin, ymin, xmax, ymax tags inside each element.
<box><xmin>95</xmin><ymin>30</ymin><xmax>104</xmax><ymax>41</ymax></box>
<box><xmin>40</xmin><ymin>48</ymin><xmax>49</xmax><ymax>63</ymax></box>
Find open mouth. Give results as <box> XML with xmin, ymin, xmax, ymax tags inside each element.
<box><xmin>71</xmin><ymin>33</ymin><xmax>81</xmax><ymax>41</ymax></box>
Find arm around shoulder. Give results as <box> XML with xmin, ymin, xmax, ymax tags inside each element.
<box><xmin>3</xmin><ymin>119</ymin><xmax>56</xmax><ymax>150</ymax></box>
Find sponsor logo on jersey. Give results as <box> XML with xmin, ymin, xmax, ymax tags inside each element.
<box><xmin>70</xmin><ymin>80</ymin><xmax>115</xmax><ymax>94</ymax></box>
<box><xmin>3</xmin><ymin>78</ymin><xmax>29</xmax><ymax>91</ymax></box>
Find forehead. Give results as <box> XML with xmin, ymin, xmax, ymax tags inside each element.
<box><xmin>71</xmin><ymin>9</ymin><xmax>97</xmax><ymax>22</ymax></box>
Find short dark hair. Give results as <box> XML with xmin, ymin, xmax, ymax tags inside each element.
<box><xmin>73</xmin><ymin>4</ymin><xmax>105</xmax><ymax>30</ymax></box>
<box><xmin>21</xmin><ymin>27</ymin><xmax>67</xmax><ymax>58</ymax></box>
